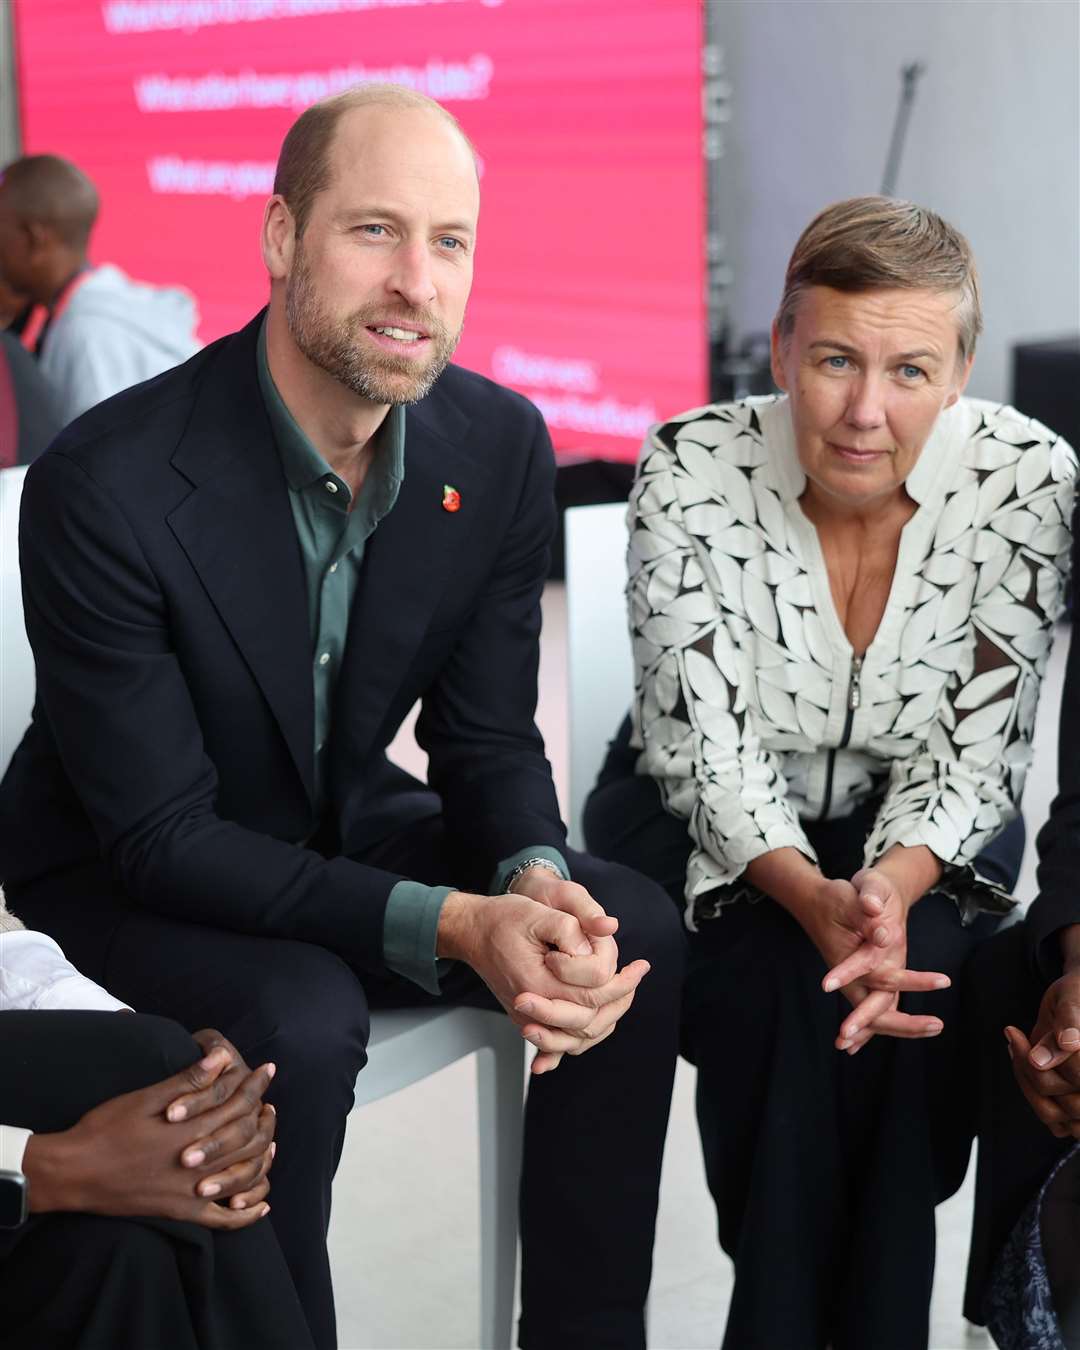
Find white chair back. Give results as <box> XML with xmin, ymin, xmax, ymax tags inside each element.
<box><xmin>564</xmin><ymin>501</ymin><xmax>634</xmax><ymax>850</ymax></box>
<box><xmin>0</xmin><ymin>465</ymin><xmax>32</xmax><ymax>775</ymax></box>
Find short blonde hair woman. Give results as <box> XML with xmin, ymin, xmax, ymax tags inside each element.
<box><xmin>585</xmin><ymin>196</ymin><xmax>1076</xmax><ymax>1350</ymax></box>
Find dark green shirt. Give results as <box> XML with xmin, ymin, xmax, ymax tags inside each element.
<box><xmin>256</xmin><ymin>320</ymin><xmax>567</xmax><ymax>993</ymax></box>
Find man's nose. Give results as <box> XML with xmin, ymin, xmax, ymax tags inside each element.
<box><xmin>388</xmin><ymin>242</ymin><xmax>436</xmax><ymax>310</ymax></box>
<box><xmin>845</xmin><ymin>374</ymin><xmax>887</xmax><ymax>430</ymax></box>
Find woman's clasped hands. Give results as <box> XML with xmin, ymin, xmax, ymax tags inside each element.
<box><xmin>806</xmin><ymin>866</ymin><xmax>952</xmax><ymax>1055</ymax></box>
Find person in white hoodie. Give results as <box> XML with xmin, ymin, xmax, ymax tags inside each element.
<box><xmin>0</xmin><ymin>154</ymin><xmax>201</xmax><ymax>425</ymax></box>
<box><xmin>0</xmin><ymin>886</ymin><xmax>311</xmax><ymax>1350</ymax></box>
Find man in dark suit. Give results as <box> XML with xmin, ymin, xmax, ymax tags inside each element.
<box><xmin>0</xmin><ymin>84</ymin><xmax>682</xmax><ymax>1349</ymax></box>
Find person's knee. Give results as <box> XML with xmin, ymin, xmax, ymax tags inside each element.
<box><xmin>97</xmin><ymin>1012</ymin><xmax>201</xmax><ymax>1083</ymax></box>
<box><xmin>229</xmin><ymin>946</ymin><xmax>370</xmax><ymax>1111</ymax></box>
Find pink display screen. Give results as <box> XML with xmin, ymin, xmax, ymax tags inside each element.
<box><xmin>14</xmin><ymin>0</ymin><xmax>706</xmax><ymax>462</ymax></box>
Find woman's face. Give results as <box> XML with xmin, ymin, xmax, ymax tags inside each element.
<box><xmin>770</xmin><ymin>285</ymin><xmax>973</xmax><ymax>510</ymax></box>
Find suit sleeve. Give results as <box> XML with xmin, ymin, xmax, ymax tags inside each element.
<box><xmin>20</xmin><ymin>451</ymin><xmax>409</xmax><ymax>975</ymax></box>
<box><xmin>1029</xmin><ymin>613</ymin><xmax>1080</xmax><ymax>982</ymax></box>
<box><xmin>414</xmin><ymin>405</ymin><xmax>568</xmax><ymax>881</ymax></box>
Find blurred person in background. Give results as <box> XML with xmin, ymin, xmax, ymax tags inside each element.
<box><xmin>585</xmin><ymin>196</ymin><xmax>1076</xmax><ymax>1349</ymax></box>
<box><xmin>0</xmin><ymin>327</ymin><xmax>60</xmax><ymax>468</ymax></box>
<box><xmin>0</xmin><ymin>154</ymin><xmax>200</xmax><ymax>426</ymax></box>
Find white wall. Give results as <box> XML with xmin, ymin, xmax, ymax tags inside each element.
<box><xmin>714</xmin><ymin>0</ymin><xmax>1080</xmax><ymax>404</ymax></box>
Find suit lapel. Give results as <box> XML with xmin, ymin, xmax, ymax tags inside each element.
<box><xmin>335</xmin><ymin>384</ymin><xmax>487</xmax><ymax>762</ymax></box>
<box><xmin>166</xmin><ymin>318</ymin><xmax>316</xmax><ymax>805</ymax></box>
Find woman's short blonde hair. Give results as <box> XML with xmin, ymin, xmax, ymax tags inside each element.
<box><xmin>776</xmin><ymin>196</ymin><xmax>982</xmax><ymax>362</ymax></box>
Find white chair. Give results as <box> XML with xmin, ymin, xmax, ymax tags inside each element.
<box><xmin>353</xmin><ymin>1005</ymin><xmax>524</xmax><ymax>1348</ymax></box>
<box><xmin>564</xmin><ymin>502</ymin><xmax>635</xmax><ymax>849</ymax></box>
<box><xmin>0</xmin><ymin>463</ymin><xmax>525</xmax><ymax>1350</ymax></box>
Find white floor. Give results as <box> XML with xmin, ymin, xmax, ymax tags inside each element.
<box><xmin>328</xmin><ymin>585</ymin><xmax>1071</xmax><ymax>1350</ymax></box>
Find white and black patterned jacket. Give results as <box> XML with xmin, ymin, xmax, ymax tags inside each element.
<box><xmin>627</xmin><ymin>395</ymin><xmax>1076</xmax><ymax>927</ymax></box>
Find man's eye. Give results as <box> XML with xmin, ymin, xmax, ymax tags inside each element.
<box><xmin>359</xmin><ymin>224</ymin><xmax>387</xmax><ymax>237</ymax></box>
<box><xmin>899</xmin><ymin>364</ymin><xmax>925</xmax><ymax>380</ymax></box>
<box><xmin>825</xmin><ymin>355</ymin><xmax>848</xmax><ymax>370</ymax></box>
<box><xmin>438</xmin><ymin>236</ymin><xmax>462</xmax><ymax>251</ymax></box>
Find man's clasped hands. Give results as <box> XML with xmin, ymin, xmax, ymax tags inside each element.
<box><xmin>438</xmin><ymin>865</ymin><xmax>651</xmax><ymax>1075</ymax></box>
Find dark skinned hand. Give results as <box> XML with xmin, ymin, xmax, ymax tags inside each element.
<box><xmin>23</xmin><ymin>1029</ymin><xmax>276</xmax><ymax>1227</ymax></box>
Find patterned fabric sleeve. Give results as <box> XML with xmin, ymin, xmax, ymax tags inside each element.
<box><xmin>864</xmin><ymin>428</ymin><xmax>1077</xmax><ymax>878</ymax></box>
<box><xmin>628</xmin><ymin>430</ymin><xmax>816</xmax><ymax>909</ymax></box>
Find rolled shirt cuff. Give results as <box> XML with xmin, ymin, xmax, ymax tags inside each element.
<box><xmin>0</xmin><ymin>1125</ymin><xmax>32</xmax><ymax>1175</ymax></box>
<box><xmin>490</xmin><ymin>845</ymin><xmax>570</xmax><ymax>897</ymax></box>
<box><xmin>383</xmin><ymin>881</ymin><xmax>456</xmax><ymax>997</ymax></box>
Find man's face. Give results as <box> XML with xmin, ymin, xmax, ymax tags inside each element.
<box><xmin>283</xmin><ymin>105</ymin><xmax>479</xmax><ymax>406</ymax></box>
<box><xmin>771</xmin><ymin>285</ymin><xmax>973</xmax><ymax>508</ymax></box>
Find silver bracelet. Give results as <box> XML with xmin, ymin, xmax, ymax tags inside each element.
<box><xmin>504</xmin><ymin>857</ymin><xmax>565</xmax><ymax>893</ymax></box>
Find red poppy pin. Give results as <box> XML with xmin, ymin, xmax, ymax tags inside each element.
<box><xmin>442</xmin><ymin>484</ymin><xmax>461</xmax><ymax>513</ymax></box>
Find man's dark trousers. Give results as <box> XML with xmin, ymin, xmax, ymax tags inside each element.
<box><xmin>0</xmin><ymin>313</ymin><xmax>683</xmax><ymax>1348</ymax></box>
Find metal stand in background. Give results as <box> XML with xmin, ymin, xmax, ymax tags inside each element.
<box><xmin>881</xmin><ymin>62</ymin><xmax>926</xmax><ymax>197</ymax></box>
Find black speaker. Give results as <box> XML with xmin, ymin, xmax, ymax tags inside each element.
<box><xmin>1012</xmin><ymin>337</ymin><xmax>1080</xmax><ymax>450</ymax></box>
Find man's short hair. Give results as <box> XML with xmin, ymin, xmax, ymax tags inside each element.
<box><xmin>0</xmin><ymin>154</ymin><xmax>99</xmax><ymax>251</ymax></box>
<box><xmin>273</xmin><ymin>83</ymin><xmax>476</xmax><ymax>239</ymax></box>
<box><xmin>776</xmin><ymin>195</ymin><xmax>982</xmax><ymax>362</ymax></box>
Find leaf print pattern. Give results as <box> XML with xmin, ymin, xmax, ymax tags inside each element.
<box><xmin>627</xmin><ymin>396</ymin><xmax>1077</xmax><ymax>929</ymax></box>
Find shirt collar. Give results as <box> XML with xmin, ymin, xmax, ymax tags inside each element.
<box><xmin>256</xmin><ymin>314</ymin><xmax>405</xmax><ymax>499</ymax></box>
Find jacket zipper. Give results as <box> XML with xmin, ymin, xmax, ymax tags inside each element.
<box><xmin>819</xmin><ymin>654</ymin><xmax>863</xmax><ymax>820</ymax></box>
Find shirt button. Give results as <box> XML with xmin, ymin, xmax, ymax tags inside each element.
<box><xmin>318</xmin><ymin>652</ymin><xmax>331</xmax><ymax>666</ymax></box>
<box><xmin>325</xmin><ymin>480</ymin><xmax>338</xmax><ymax>494</ymax></box>
<box><xmin>329</xmin><ymin>562</ymin><xmax>338</xmax><ymax>573</ymax></box>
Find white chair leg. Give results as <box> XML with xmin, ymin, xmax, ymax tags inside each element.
<box><xmin>476</xmin><ymin>1028</ymin><xmax>524</xmax><ymax>1350</ymax></box>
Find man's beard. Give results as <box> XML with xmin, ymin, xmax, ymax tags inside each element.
<box><xmin>285</xmin><ymin>245</ymin><xmax>461</xmax><ymax>405</ymax></box>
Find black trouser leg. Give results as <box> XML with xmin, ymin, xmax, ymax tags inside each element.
<box><xmin>12</xmin><ymin>874</ymin><xmax>369</xmax><ymax>1350</ymax></box>
<box><xmin>359</xmin><ymin>817</ymin><xmax>685</xmax><ymax>1350</ymax></box>
<box><xmin>963</xmin><ymin>921</ymin><xmax>1073</xmax><ymax>1323</ymax></box>
<box><xmin>0</xmin><ymin>1010</ymin><xmax>313</xmax><ymax>1350</ymax></box>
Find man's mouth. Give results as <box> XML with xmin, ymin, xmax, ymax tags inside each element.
<box><xmin>368</xmin><ymin>325</ymin><xmax>428</xmax><ymax>343</ymax></box>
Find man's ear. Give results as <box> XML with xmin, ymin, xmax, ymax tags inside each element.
<box><xmin>260</xmin><ymin>195</ymin><xmax>295</xmax><ymax>281</ymax></box>
<box><xmin>770</xmin><ymin>319</ymin><xmax>789</xmax><ymax>393</ymax></box>
<box><xmin>944</xmin><ymin>351</ymin><xmax>975</xmax><ymax>409</ymax></box>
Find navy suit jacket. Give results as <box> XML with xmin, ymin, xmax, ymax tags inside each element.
<box><xmin>0</xmin><ymin>312</ymin><xmax>567</xmax><ymax>974</ymax></box>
